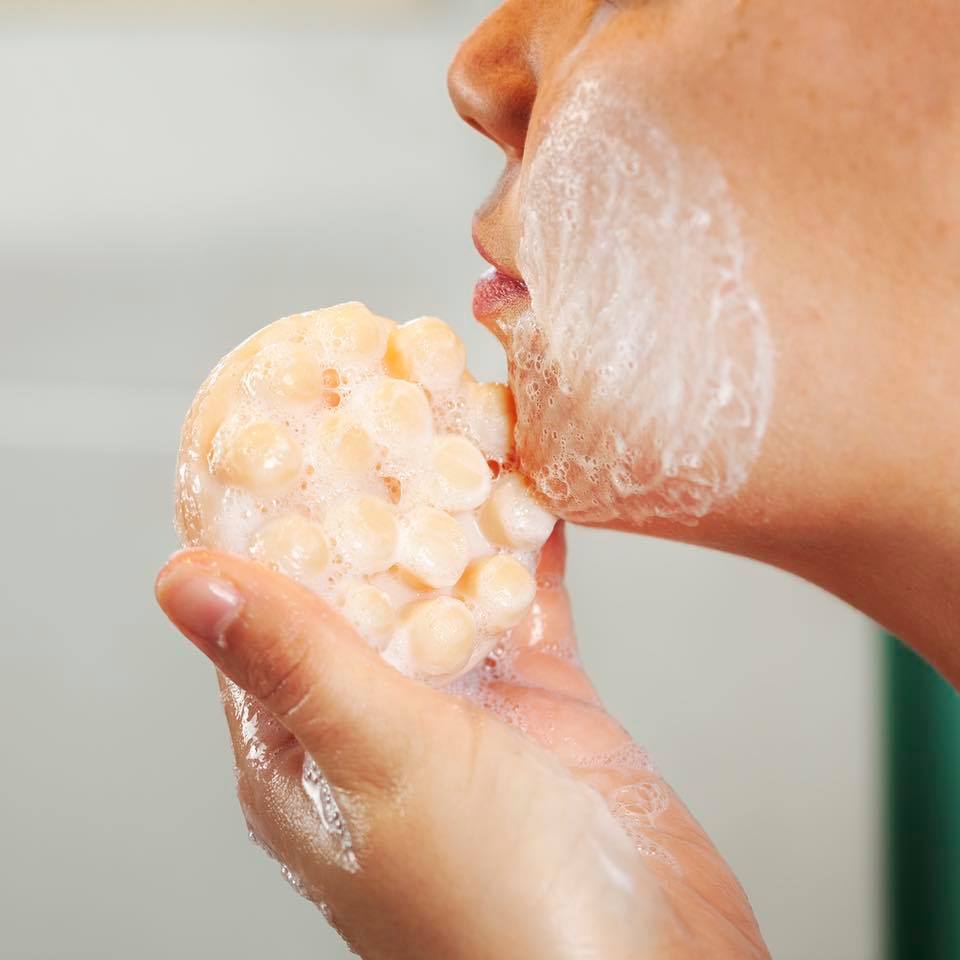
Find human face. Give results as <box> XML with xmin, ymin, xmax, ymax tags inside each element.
<box><xmin>449</xmin><ymin>0</ymin><xmax>960</xmax><ymax>545</ymax></box>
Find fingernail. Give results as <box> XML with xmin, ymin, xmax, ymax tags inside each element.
<box><xmin>157</xmin><ymin>567</ymin><xmax>243</xmax><ymax>650</ymax></box>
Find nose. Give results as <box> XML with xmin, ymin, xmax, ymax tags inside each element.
<box><xmin>447</xmin><ymin>4</ymin><xmax>538</xmax><ymax>159</ymax></box>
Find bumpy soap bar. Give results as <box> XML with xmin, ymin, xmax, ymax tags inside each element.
<box><xmin>175</xmin><ymin>302</ymin><xmax>556</xmax><ymax>681</ymax></box>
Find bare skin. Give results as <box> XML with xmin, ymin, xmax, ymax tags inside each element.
<box><xmin>157</xmin><ymin>528</ymin><xmax>767</xmax><ymax>958</ymax></box>
<box><xmin>453</xmin><ymin>0</ymin><xmax>960</xmax><ymax>685</ymax></box>
<box><xmin>157</xmin><ymin>0</ymin><xmax>959</xmax><ymax>956</ymax></box>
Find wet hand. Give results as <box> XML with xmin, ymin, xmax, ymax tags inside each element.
<box><xmin>156</xmin><ymin>526</ymin><xmax>768</xmax><ymax>960</ymax></box>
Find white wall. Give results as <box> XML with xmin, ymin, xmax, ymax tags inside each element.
<box><xmin>0</xmin><ymin>6</ymin><xmax>879</xmax><ymax>958</ymax></box>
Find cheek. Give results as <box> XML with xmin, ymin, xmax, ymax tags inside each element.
<box><xmin>510</xmin><ymin>73</ymin><xmax>775</xmax><ymax>527</ymax></box>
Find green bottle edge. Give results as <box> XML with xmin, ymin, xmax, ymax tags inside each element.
<box><xmin>884</xmin><ymin>633</ymin><xmax>960</xmax><ymax>959</ymax></box>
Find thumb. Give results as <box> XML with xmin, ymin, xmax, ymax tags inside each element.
<box><xmin>155</xmin><ymin>548</ymin><xmax>436</xmax><ymax>794</ymax></box>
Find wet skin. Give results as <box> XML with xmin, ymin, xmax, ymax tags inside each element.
<box><xmin>156</xmin><ymin>1</ymin><xmax>960</xmax><ymax>957</ymax></box>
<box><xmin>158</xmin><ymin>529</ymin><xmax>768</xmax><ymax>959</ymax></box>
<box><xmin>453</xmin><ymin>0</ymin><xmax>960</xmax><ymax>683</ymax></box>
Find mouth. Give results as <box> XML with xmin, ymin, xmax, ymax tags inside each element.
<box><xmin>472</xmin><ymin>266</ymin><xmax>530</xmax><ymax>330</ymax></box>
<box><xmin>471</xmin><ymin>227</ymin><xmax>530</xmax><ymax>330</ymax></box>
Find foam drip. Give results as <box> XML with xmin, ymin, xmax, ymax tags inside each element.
<box><xmin>302</xmin><ymin>756</ymin><xmax>359</xmax><ymax>874</ymax></box>
<box><xmin>444</xmin><ymin>621</ymin><xmax>674</xmax><ymax>868</ymax></box>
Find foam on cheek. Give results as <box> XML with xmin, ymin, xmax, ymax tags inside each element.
<box><xmin>513</xmin><ymin>73</ymin><xmax>775</xmax><ymax>525</ymax></box>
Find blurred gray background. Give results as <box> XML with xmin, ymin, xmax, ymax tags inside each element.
<box><xmin>0</xmin><ymin>2</ymin><xmax>879</xmax><ymax>958</ymax></box>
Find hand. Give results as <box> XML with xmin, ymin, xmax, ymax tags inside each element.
<box><xmin>156</xmin><ymin>525</ymin><xmax>768</xmax><ymax>959</ymax></box>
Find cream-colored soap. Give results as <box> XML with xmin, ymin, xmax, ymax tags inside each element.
<box><xmin>313</xmin><ymin>411</ymin><xmax>378</xmax><ymax>476</ymax></box>
<box><xmin>399</xmin><ymin>506</ymin><xmax>470</xmax><ymax>589</ymax></box>
<box><xmin>249</xmin><ymin>514</ymin><xmax>330</xmax><ymax>578</ymax></box>
<box><xmin>456</xmin><ymin>554</ymin><xmax>536</xmax><ymax>632</ymax></box>
<box><xmin>243</xmin><ymin>341</ymin><xmax>333</xmax><ymax>405</ymax></box>
<box><xmin>364</xmin><ymin>377</ymin><xmax>434</xmax><ymax>457</ymax></box>
<box><xmin>211</xmin><ymin>420</ymin><xmax>303</xmax><ymax>496</ymax></box>
<box><xmin>426</xmin><ymin>435</ymin><xmax>492</xmax><ymax>513</ymax></box>
<box><xmin>326</xmin><ymin>495</ymin><xmax>398</xmax><ymax>574</ymax></box>
<box><xmin>402</xmin><ymin>596</ymin><xmax>477</xmax><ymax>677</ymax></box>
<box><xmin>463</xmin><ymin>381</ymin><xmax>516</xmax><ymax>462</ymax></box>
<box><xmin>479</xmin><ymin>473</ymin><xmax>556</xmax><ymax>550</ymax></box>
<box><xmin>175</xmin><ymin>303</ymin><xmax>557</xmax><ymax>683</ymax></box>
<box><xmin>311</xmin><ymin>302</ymin><xmax>389</xmax><ymax>368</ymax></box>
<box><xmin>386</xmin><ymin>316</ymin><xmax>466</xmax><ymax>392</ymax></box>
<box><xmin>340</xmin><ymin>582</ymin><xmax>397</xmax><ymax>651</ymax></box>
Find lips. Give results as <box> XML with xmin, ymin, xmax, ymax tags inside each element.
<box><xmin>472</xmin><ymin>266</ymin><xmax>530</xmax><ymax>325</ymax></box>
<box><xmin>471</xmin><ymin>225</ymin><xmax>530</xmax><ymax>330</ymax></box>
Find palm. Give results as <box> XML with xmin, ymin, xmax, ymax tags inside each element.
<box><xmin>212</xmin><ymin>528</ymin><xmax>769</xmax><ymax>959</ymax></box>
<box><xmin>462</xmin><ymin>545</ymin><xmax>769</xmax><ymax>959</ymax></box>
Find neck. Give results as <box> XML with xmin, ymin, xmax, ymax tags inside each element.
<box><xmin>640</xmin><ymin>464</ymin><xmax>960</xmax><ymax>690</ymax></box>
<box><xmin>781</xmin><ymin>514</ymin><xmax>960</xmax><ymax>689</ymax></box>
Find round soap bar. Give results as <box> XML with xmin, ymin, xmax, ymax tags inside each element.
<box><xmin>175</xmin><ymin>302</ymin><xmax>557</xmax><ymax>681</ymax></box>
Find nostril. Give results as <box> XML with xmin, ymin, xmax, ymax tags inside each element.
<box><xmin>463</xmin><ymin>115</ymin><xmax>486</xmax><ymax>137</ymax></box>
<box><xmin>451</xmin><ymin>73</ymin><xmax>535</xmax><ymax>157</ymax></box>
